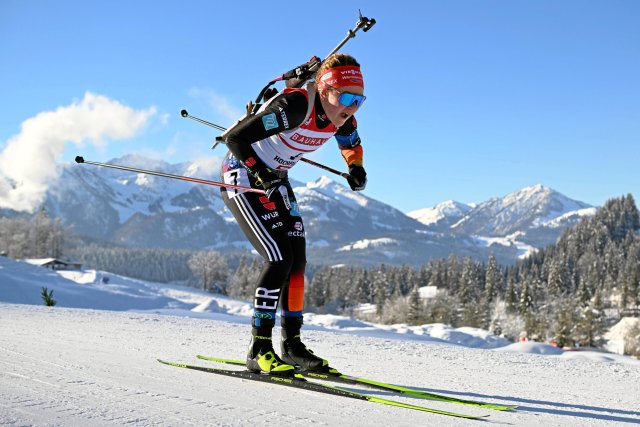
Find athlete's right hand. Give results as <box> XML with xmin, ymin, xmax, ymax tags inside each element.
<box><xmin>347</xmin><ymin>165</ymin><xmax>367</xmax><ymax>191</ymax></box>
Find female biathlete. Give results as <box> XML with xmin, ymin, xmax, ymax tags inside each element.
<box><xmin>221</xmin><ymin>53</ymin><xmax>368</xmax><ymax>375</ymax></box>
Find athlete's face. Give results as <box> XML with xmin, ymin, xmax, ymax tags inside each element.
<box><xmin>319</xmin><ymin>84</ymin><xmax>364</xmax><ymax>128</ymax></box>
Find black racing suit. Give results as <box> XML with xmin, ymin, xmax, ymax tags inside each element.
<box><xmin>220</xmin><ymin>87</ymin><xmax>361</xmax><ymax>326</ymax></box>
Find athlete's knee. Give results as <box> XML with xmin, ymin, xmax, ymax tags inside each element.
<box><xmin>265</xmin><ymin>256</ymin><xmax>295</xmax><ymax>277</ymax></box>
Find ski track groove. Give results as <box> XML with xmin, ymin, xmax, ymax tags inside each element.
<box><xmin>2</xmin><ymin>342</ymin><xmax>327</xmax><ymax>426</ymax></box>
<box><xmin>1</xmin><ymin>350</ymin><xmax>204</xmax><ymax>426</ymax></box>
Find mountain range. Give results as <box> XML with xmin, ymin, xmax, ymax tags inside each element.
<box><xmin>35</xmin><ymin>155</ymin><xmax>596</xmax><ymax>266</ymax></box>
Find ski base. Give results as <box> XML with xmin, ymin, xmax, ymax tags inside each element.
<box><xmin>196</xmin><ymin>355</ymin><xmax>516</xmax><ymax>411</ymax></box>
<box><xmin>157</xmin><ymin>359</ymin><xmax>488</xmax><ymax>420</ymax></box>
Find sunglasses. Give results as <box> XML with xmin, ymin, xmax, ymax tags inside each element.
<box><xmin>326</xmin><ymin>84</ymin><xmax>367</xmax><ymax>108</ymax></box>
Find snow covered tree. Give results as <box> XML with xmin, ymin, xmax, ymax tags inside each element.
<box><xmin>547</xmin><ymin>258</ymin><xmax>570</xmax><ymax>296</ymax></box>
<box><xmin>458</xmin><ymin>257</ymin><xmax>481</xmax><ymax>304</ymax></box>
<box><xmin>576</xmin><ymin>278</ymin><xmax>592</xmax><ymax>307</ymax></box>
<box><xmin>372</xmin><ymin>264</ymin><xmax>390</xmax><ymax>318</ymax></box>
<box><xmin>446</xmin><ymin>254</ymin><xmax>460</xmax><ymax>294</ymax></box>
<box><xmin>624</xmin><ymin>320</ymin><xmax>640</xmax><ymax>358</ymax></box>
<box><xmin>188</xmin><ymin>251</ymin><xmax>229</xmax><ymax>294</ymax></box>
<box><xmin>307</xmin><ymin>267</ymin><xmax>330</xmax><ymax>310</ymax></box>
<box><xmin>504</xmin><ymin>272</ymin><xmax>518</xmax><ymax>314</ymax></box>
<box><xmin>484</xmin><ymin>254</ymin><xmax>501</xmax><ymax>304</ymax></box>
<box><xmin>523</xmin><ymin>312</ymin><xmax>547</xmax><ymax>342</ymax></box>
<box><xmin>519</xmin><ymin>280</ymin><xmax>534</xmax><ymax>315</ymax></box>
<box><xmin>424</xmin><ymin>291</ymin><xmax>458</xmax><ymax>326</ymax></box>
<box><xmin>552</xmin><ymin>299</ymin><xmax>575</xmax><ymax>348</ymax></box>
<box><xmin>406</xmin><ymin>286</ymin><xmax>424</xmax><ymax>325</ymax></box>
<box><xmin>228</xmin><ymin>256</ymin><xmax>258</xmax><ymax>300</ymax></box>
<box><xmin>575</xmin><ymin>300</ymin><xmax>605</xmax><ymax>348</ymax></box>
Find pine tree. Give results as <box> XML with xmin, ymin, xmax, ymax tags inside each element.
<box><xmin>41</xmin><ymin>287</ymin><xmax>57</xmax><ymax>306</ymax></box>
<box><xmin>547</xmin><ymin>258</ymin><xmax>569</xmax><ymax>296</ymax></box>
<box><xmin>505</xmin><ymin>271</ymin><xmax>518</xmax><ymax>314</ymax></box>
<box><xmin>524</xmin><ymin>312</ymin><xmax>547</xmax><ymax>342</ymax></box>
<box><xmin>519</xmin><ymin>280</ymin><xmax>534</xmax><ymax>315</ymax></box>
<box><xmin>446</xmin><ymin>254</ymin><xmax>460</xmax><ymax>294</ymax></box>
<box><xmin>552</xmin><ymin>299</ymin><xmax>575</xmax><ymax>348</ymax></box>
<box><xmin>372</xmin><ymin>265</ymin><xmax>389</xmax><ymax>318</ymax></box>
<box><xmin>457</xmin><ymin>257</ymin><xmax>478</xmax><ymax>304</ymax></box>
<box><xmin>407</xmin><ymin>286</ymin><xmax>423</xmax><ymax>325</ymax></box>
<box><xmin>425</xmin><ymin>291</ymin><xmax>458</xmax><ymax>326</ymax></box>
<box><xmin>484</xmin><ymin>254</ymin><xmax>501</xmax><ymax>304</ymax></box>
<box><xmin>307</xmin><ymin>267</ymin><xmax>329</xmax><ymax>310</ymax></box>
<box><xmin>575</xmin><ymin>297</ymin><xmax>605</xmax><ymax>348</ymax></box>
<box><xmin>626</xmin><ymin>255</ymin><xmax>640</xmax><ymax>312</ymax></box>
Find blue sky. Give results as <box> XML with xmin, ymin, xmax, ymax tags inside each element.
<box><xmin>1</xmin><ymin>1</ymin><xmax>638</xmax><ymax>213</ymax></box>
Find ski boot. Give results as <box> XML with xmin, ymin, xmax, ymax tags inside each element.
<box><xmin>246</xmin><ymin>318</ymin><xmax>295</xmax><ymax>377</ymax></box>
<box><xmin>280</xmin><ymin>316</ymin><xmax>330</xmax><ymax>372</ymax></box>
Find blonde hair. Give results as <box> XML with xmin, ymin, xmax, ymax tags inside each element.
<box><xmin>315</xmin><ymin>53</ymin><xmax>361</xmax><ymax>91</ymax></box>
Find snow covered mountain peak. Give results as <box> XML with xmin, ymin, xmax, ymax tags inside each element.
<box><xmin>108</xmin><ymin>153</ymin><xmax>171</xmax><ymax>170</ymax></box>
<box><xmin>502</xmin><ymin>184</ymin><xmax>555</xmax><ymax>205</ymax></box>
<box><xmin>447</xmin><ymin>184</ymin><xmax>592</xmax><ymax>244</ymax></box>
<box><xmin>300</xmin><ymin>175</ymin><xmax>369</xmax><ymax>210</ymax></box>
<box><xmin>307</xmin><ymin>175</ymin><xmax>336</xmax><ymax>189</ymax></box>
<box><xmin>407</xmin><ymin>200</ymin><xmax>472</xmax><ymax>226</ymax></box>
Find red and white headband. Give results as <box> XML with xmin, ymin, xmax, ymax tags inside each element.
<box><xmin>318</xmin><ymin>65</ymin><xmax>364</xmax><ymax>90</ymax></box>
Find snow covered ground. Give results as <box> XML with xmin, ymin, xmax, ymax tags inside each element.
<box><xmin>1</xmin><ymin>256</ymin><xmax>639</xmax><ymax>426</ymax></box>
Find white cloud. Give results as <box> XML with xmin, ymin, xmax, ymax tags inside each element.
<box><xmin>184</xmin><ymin>156</ymin><xmax>222</xmax><ymax>180</ymax></box>
<box><xmin>0</xmin><ymin>92</ymin><xmax>156</xmax><ymax>212</ymax></box>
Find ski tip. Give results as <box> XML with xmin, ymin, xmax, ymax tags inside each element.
<box><xmin>196</xmin><ymin>355</ymin><xmax>244</xmax><ymax>365</ymax></box>
<box><xmin>481</xmin><ymin>404</ymin><xmax>518</xmax><ymax>411</ymax></box>
<box><xmin>75</xmin><ymin>156</ymin><xmax>85</xmax><ymax>164</ymax></box>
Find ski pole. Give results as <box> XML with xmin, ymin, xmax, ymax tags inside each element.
<box><xmin>74</xmin><ymin>156</ymin><xmax>266</xmax><ymax>194</ymax></box>
<box><xmin>180</xmin><ymin>109</ymin><xmax>226</xmax><ymax>132</ymax></box>
<box><xmin>256</xmin><ymin>10</ymin><xmax>376</xmax><ymax>100</ymax></box>
<box><xmin>180</xmin><ymin>110</ymin><xmax>350</xmax><ymax>180</ymax></box>
<box><xmin>327</xmin><ymin>10</ymin><xmax>376</xmax><ymax>58</ymax></box>
<box><xmin>295</xmin><ymin>157</ymin><xmax>350</xmax><ymax>180</ymax></box>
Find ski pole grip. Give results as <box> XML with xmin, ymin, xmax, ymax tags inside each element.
<box><xmin>75</xmin><ymin>156</ymin><xmax>85</xmax><ymax>164</ymax></box>
<box><xmin>181</xmin><ymin>109</ymin><xmax>189</xmax><ymax>117</ymax></box>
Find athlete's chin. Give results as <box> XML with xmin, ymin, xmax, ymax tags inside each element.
<box><xmin>331</xmin><ymin>113</ymin><xmax>351</xmax><ymax>128</ymax></box>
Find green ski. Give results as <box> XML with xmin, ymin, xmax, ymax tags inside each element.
<box><xmin>196</xmin><ymin>355</ymin><xmax>516</xmax><ymax>411</ymax></box>
<box><xmin>157</xmin><ymin>359</ymin><xmax>488</xmax><ymax>420</ymax></box>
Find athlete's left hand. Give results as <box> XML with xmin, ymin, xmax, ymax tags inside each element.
<box><xmin>265</xmin><ymin>183</ymin><xmax>292</xmax><ymax>210</ymax></box>
<box><xmin>347</xmin><ymin>165</ymin><xmax>367</xmax><ymax>191</ymax></box>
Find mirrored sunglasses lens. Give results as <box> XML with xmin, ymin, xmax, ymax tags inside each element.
<box><xmin>339</xmin><ymin>93</ymin><xmax>365</xmax><ymax>107</ymax></box>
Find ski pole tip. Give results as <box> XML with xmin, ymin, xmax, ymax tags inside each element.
<box><xmin>75</xmin><ymin>156</ymin><xmax>85</xmax><ymax>164</ymax></box>
<box><xmin>181</xmin><ymin>109</ymin><xmax>188</xmax><ymax>117</ymax></box>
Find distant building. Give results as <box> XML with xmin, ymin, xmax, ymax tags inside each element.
<box><xmin>418</xmin><ymin>286</ymin><xmax>438</xmax><ymax>300</ymax></box>
<box><xmin>24</xmin><ymin>258</ymin><xmax>82</xmax><ymax>271</ymax></box>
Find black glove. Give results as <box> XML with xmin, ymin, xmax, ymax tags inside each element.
<box><xmin>347</xmin><ymin>165</ymin><xmax>367</xmax><ymax>191</ymax></box>
<box><xmin>252</xmin><ymin>167</ymin><xmax>291</xmax><ymax>210</ymax></box>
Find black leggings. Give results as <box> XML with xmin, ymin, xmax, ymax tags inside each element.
<box><xmin>221</xmin><ymin>163</ymin><xmax>306</xmax><ymax>325</ymax></box>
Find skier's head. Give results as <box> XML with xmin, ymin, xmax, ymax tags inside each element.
<box><xmin>316</xmin><ymin>53</ymin><xmax>365</xmax><ymax>128</ymax></box>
